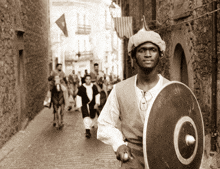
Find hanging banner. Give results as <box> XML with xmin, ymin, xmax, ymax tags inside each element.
<box><xmin>113</xmin><ymin>16</ymin><xmax>133</xmax><ymax>39</ymax></box>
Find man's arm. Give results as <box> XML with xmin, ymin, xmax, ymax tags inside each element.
<box><xmin>76</xmin><ymin>87</ymin><xmax>82</xmax><ymax>108</ymax></box>
<box><xmin>95</xmin><ymin>93</ymin><xmax>100</xmax><ymax>105</ymax></box>
<box><xmin>97</xmin><ymin>86</ymin><xmax>126</xmax><ymax>152</ymax></box>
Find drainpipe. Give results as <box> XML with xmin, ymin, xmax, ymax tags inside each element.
<box><xmin>211</xmin><ymin>0</ymin><xmax>218</xmax><ymax>152</ymax></box>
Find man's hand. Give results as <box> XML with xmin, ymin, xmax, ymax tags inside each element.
<box><xmin>94</xmin><ymin>104</ymin><xmax>99</xmax><ymax>110</ymax></box>
<box><xmin>116</xmin><ymin>145</ymin><xmax>133</xmax><ymax>162</ymax></box>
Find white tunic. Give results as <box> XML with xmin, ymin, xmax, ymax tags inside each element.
<box><xmin>76</xmin><ymin>83</ymin><xmax>101</xmax><ymax>129</ymax></box>
<box><xmin>97</xmin><ymin>74</ymin><xmax>164</xmax><ymax>152</ymax></box>
<box><xmin>76</xmin><ymin>83</ymin><xmax>100</xmax><ymax>108</ymax></box>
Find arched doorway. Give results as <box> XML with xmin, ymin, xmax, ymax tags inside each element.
<box><xmin>173</xmin><ymin>44</ymin><xmax>189</xmax><ymax>85</ymax></box>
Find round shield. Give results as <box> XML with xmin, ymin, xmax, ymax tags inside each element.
<box><xmin>143</xmin><ymin>81</ymin><xmax>204</xmax><ymax>169</ymax></box>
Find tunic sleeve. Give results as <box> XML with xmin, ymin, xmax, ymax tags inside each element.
<box><xmin>76</xmin><ymin>95</ymin><xmax>82</xmax><ymax>108</ymax></box>
<box><xmin>76</xmin><ymin>86</ymin><xmax>83</xmax><ymax>108</ymax></box>
<box><xmin>97</xmin><ymin>86</ymin><xmax>126</xmax><ymax>152</ymax></box>
<box><xmin>93</xmin><ymin>84</ymin><xmax>99</xmax><ymax>96</ymax></box>
<box><xmin>95</xmin><ymin>94</ymin><xmax>100</xmax><ymax>105</ymax></box>
<box><xmin>77</xmin><ymin>86</ymin><xmax>82</xmax><ymax>97</ymax></box>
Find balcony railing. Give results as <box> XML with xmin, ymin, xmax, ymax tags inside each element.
<box><xmin>65</xmin><ymin>54</ymin><xmax>77</xmax><ymax>64</ymax></box>
<box><xmin>75</xmin><ymin>25</ymin><xmax>91</xmax><ymax>35</ymax></box>
<box><xmin>65</xmin><ymin>51</ymin><xmax>93</xmax><ymax>63</ymax></box>
<box><xmin>76</xmin><ymin>51</ymin><xmax>93</xmax><ymax>61</ymax></box>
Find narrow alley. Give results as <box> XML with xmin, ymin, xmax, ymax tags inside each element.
<box><xmin>0</xmin><ymin>108</ymin><xmax>120</xmax><ymax>169</ymax></box>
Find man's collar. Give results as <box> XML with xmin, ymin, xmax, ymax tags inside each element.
<box><xmin>83</xmin><ymin>83</ymin><xmax>93</xmax><ymax>87</ymax></box>
<box><xmin>134</xmin><ymin>74</ymin><xmax>162</xmax><ymax>92</ymax></box>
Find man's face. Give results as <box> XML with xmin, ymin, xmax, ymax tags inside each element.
<box><xmin>57</xmin><ymin>65</ymin><xmax>62</xmax><ymax>71</ymax></box>
<box><xmin>94</xmin><ymin>65</ymin><xmax>99</xmax><ymax>72</ymax></box>
<box><xmin>135</xmin><ymin>42</ymin><xmax>160</xmax><ymax>72</ymax></box>
<box><xmin>85</xmin><ymin>76</ymin><xmax>91</xmax><ymax>85</ymax></box>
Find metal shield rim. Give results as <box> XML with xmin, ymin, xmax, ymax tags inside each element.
<box><xmin>143</xmin><ymin>81</ymin><xmax>205</xmax><ymax>168</ymax></box>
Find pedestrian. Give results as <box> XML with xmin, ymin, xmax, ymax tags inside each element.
<box><xmin>81</xmin><ymin>69</ymin><xmax>88</xmax><ymax>84</ymax></box>
<box><xmin>68</xmin><ymin>70</ymin><xmax>80</xmax><ymax>108</ymax></box>
<box><xmin>48</xmin><ymin>63</ymin><xmax>71</xmax><ymax>111</ymax></box>
<box><xmin>90</xmin><ymin>63</ymin><xmax>104</xmax><ymax>84</ymax></box>
<box><xmin>90</xmin><ymin>63</ymin><xmax>107</xmax><ymax>114</ymax></box>
<box><xmin>97</xmin><ymin>29</ymin><xmax>170</xmax><ymax>168</ymax></box>
<box><xmin>76</xmin><ymin>74</ymin><xmax>100</xmax><ymax>138</ymax></box>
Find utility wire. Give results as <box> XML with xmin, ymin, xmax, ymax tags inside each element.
<box><xmin>155</xmin><ymin>1</ymin><xmax>215</xmax><ymax>26</ymax></box>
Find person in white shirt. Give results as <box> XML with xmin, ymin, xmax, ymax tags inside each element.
<box><xmin>76</xmin><ymin>74</ymin><xmax>100</xmax><ymax>138</ymax></box>
<box><xmin>97</xmin><ymin>29</ymin><xmax>170</xmax><ymax>168</ymax></box>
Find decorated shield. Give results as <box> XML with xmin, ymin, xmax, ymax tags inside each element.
<box><xmin>143</xmin><ymin>81</ymin><xmax>204</xmax><ymax>169</ymax></box>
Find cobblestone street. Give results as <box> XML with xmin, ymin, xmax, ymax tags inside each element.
<box><xmin>0</xmin><ymin>106</ymin><xmax>220</xmax><ymax>169</ymax></box>
<box><xmin>0</xmin><ymin>108</ymin><xmax>120</xmax><ymax>169</ymax></box>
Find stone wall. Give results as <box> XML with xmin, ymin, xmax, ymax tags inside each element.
<box><xmin>120</xmin><ymin>0</ymin><xmax>171</xmax><ymax>78</ymax></box>
<box><xmin>120</xmin><ymin>0</ymin><xmax>220</xmax><ymax>135</ymax></box>
<box><xmin>20</xmin><ymin>0</ymin><xmax>50</xmax><ymax>120</ymax></box>
<box><xmin>155</xmin><ymin>0</ymin><xmax>218</xmax><ymax>135</ymax></box>
<box><xmin>0</xmin><ymin>0</ymin><xmax>49</xmax><ymax>148</ymax></box>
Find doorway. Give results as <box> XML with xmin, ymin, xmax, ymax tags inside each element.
<box><xmin>173</xmin><ymin>44</ymin><xmax>189</xmax><ymax>85</ymax></box>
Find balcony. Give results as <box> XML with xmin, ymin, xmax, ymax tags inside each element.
<box><xmin>75</xmin><ymin>51</ymin><xmax>93</xmax><ymax>61</ymax></box>
<box><xmin>75</xmin><ymin>25</ymin><xmax>91</xmax><ymax>35</ymax></box>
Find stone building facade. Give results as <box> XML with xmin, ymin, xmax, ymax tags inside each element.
<box><xmin>0</xmin><ymin>0</ymin><xmax>50</xmax><ymax>148</ymax></box>
<box><xmin>118</xmin><ymin>0</ymin><xmax>220</xmax><ymax>157</ymax></box>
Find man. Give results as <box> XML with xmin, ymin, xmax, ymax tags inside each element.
<box><xmin>81</xmin><ymin>69</ymin><xmax>88</xmax><ymax>84</ymax></box>
<box><xmin>97</xmin><ymin>29</ymin><xmax>170</xmax><ymax>168</ymax></box>
<box><xmin>90</xmin><ymin>63</ymin><xmax>104</xmax><ymax>84</ymax></box>
<box><xmin>49</xmin><ymin>63</ymin><xmax>71</xmax><ymax>111</ymax></box>
<box><xmin>90</xmin><ymin>63</ymin><xmax>106</xmax><ymax>91</ymax></box>
<box><xmin>76</xmin><ymin>74</ymin><xmax>100</xmax><ymax>138</ymax></box>
<box><xmin>90</xmin><ymin>63</ymin><xmax>108</xmax><ymax>117</ymax></box>
<box><xmin>68</xmin><ymin>70</ymin><xmax>80</xmax><ymax>107</ymax></box>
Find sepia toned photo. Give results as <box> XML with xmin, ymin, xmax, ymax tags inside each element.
<box><xmin>0</xmin><ymin>0</ymin><xmax>220</xmax><ymax>169</ymax></box>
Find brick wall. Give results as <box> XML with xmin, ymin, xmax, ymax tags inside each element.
<box><xmin>0</xmin><ymin>0</ymin><xmax>49</xmax><ymax>148</ymax></box>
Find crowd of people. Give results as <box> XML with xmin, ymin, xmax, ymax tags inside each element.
<box><xmin>67</xmin><ymin>63</ymin><xmax>121</xmax><ymax>138</ymax></box>
<box><xmin>45</xmin><ymin>62</ymin><xmax>121</xmax><ymax>137</ymax></box>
